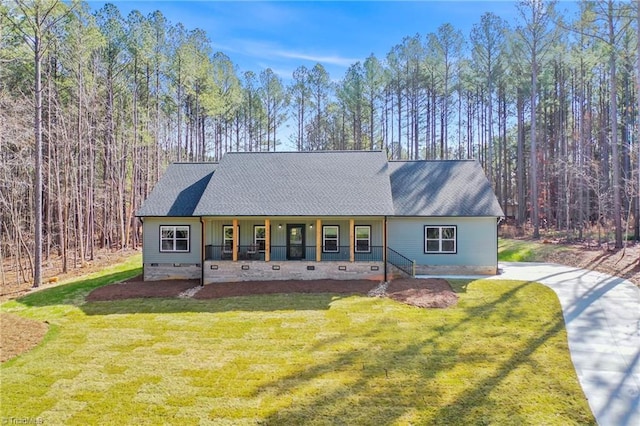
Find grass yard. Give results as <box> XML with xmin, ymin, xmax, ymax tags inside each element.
<box><xmin>498</xmin><ymin>238</ymin><xmax>573</xmax><ymax>262</ymax></box>
<box><xmin>1</xmin><ymin>258</ymin><xmax>594</xmax><ymax>425</ymax></box>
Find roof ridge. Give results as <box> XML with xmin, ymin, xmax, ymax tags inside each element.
<box><xmin>171</xmin><ymin>162</ymin><xmax>219</xmax><ymax>165</ymax></box>
<box><xmin>389</xmin><ymin>159</ymin><xmax>478</xmax><ymax>163</ymax></box>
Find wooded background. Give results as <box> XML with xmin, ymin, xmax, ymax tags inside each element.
<box><xmin>1</xmin><ymin>0</ymin><xmax>639</xmax><ymax>286</ymax></box>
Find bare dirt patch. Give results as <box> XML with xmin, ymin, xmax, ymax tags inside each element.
<box><xmin>1</xmin><ymin>313</ymin><xmax>48</xmax><ymax>363</ymax></box>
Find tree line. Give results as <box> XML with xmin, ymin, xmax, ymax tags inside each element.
<box><xmin>0</xmin><ymin>0</ymin><xmax>638</xmax><ymax>286</ymax></box>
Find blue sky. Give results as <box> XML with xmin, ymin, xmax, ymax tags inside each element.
<box><xmin>87</xmin><ymin>1</ymin><xmax>580</xmax><ymax>82</ymax></box>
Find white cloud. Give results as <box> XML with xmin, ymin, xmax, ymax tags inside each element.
<box><xmin>273</xmin><ymin>50</ymin><xmax>361</xmax><ymax>67</ymax></box>
<box><xmin>215</xmin><ymin>38</ymin><xmax>360</xmax><ymax>76</ymax></box>
<box><xmin>231</xmin><ymin>39</ymin><xmax>359</xmax><ymax>67</ymax></box>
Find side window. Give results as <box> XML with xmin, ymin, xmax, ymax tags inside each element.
<box><xmin>322</xmin><ymin>225</ymin><xmax>339</xmax><ymax>253</ymax></box>
<box><xmin>355</xmin><ymin>226</ymin><xmax>371</xmax><ymax>253</ymax></box>
<box><xmin>424</xmin><ymin>226</ymin><xmax>456</xmax><ymax>253</ymax></box>
<box><xmin>160</xmin><ymin>225</ymin><xmax>190</xmax><ymax>252</ymax></box>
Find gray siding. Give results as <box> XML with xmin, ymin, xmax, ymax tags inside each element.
<box><xmin>142</xmin><ymin>217</ymin><xmax>202</xmax><ymax>264</ymax></box>
<box><xmin>142</xmin><ymin>215</ymin><xmax>497</xmax><ymax>270</ymax></box>
<box><xmin>387</xmin><ymin>217</ymin><xmax>498</xmax><ymax>267</ymax></box>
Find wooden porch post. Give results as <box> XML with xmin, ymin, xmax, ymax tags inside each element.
<box><xmin>349</xmin><ymin>219</ymin><xmax>355</xmax><ymax>262</ymax></box>
<box><xmin>232</xmin><ymin>218</ymin><xmax>238</xmax><ymax>262</ymax></box>
<box><xmin>316</xmin><ymin>219</ymin><xmax>322</xmax><ymax>262</ymax></box>
<box><xmin>265</xmin><ymin>219</ymin><xmax>271</xmax><ymax>262</ymax></box>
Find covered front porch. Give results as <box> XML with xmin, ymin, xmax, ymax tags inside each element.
<box><xmin>202</xmin><ymin>216</ymin><xmax>386</xmax><ymax>283</ymax></box>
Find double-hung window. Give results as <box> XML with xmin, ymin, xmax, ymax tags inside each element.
<box><xmin>254</xmin><ymin>225</ymin><xmax>266</xmax><ymax>252</ymax></box>
<box><xmin>160</xmin><ymin>225</ymin><xmax>190</xmax><ymax>252</ymax></box>
<box><xmin>322</xmin><ymin>225</ymin><xmax>339</xmax><ymax>253</ymax></box>
<box><xmin>355</xmin><ymin>226</ymin><xmax>371</xmax><ymax>253</ymax></box>
<box><xmin>424</xmin><ymin>226</ymin><xmax>456</xmax><ymax>253</ymax></box>
<box><xmin>223</xmin><ymin>225</ymin><xmax>236</xmax><ymax>252</ymax></box>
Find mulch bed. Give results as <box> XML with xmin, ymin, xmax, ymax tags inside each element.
<box><xmin>85</xmin><ymin>275</ymin><xmax>198</xmax><ymax>302</ymax></box>
<box><xmin>194</xmin><ymin>279</ymin><xmax>378</xmax><ymax>299</ymax></box>
<box><xmin>86</xmin><ymin>276</ymin><xmax>458</xmax><ymax>309</ymax></box>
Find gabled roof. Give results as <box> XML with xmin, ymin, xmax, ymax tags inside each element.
<box><xmin>137</xmin><ymin>163</ymin><xmax>216</xmax><ymax>216</ymax></box>
<box><xmin>388</xmin><ymin>160</ymin><xmax>504</xmax><ymax>217</ymax></box>
<box><xmin>193</xmin><ymin>151</ymin><xmax>395</xmax><ymax>216</ymax></box>
<box><xmin>137</xmin><ymin>153</ymin><xmax>504</xmax><ymax>218</ymax></box>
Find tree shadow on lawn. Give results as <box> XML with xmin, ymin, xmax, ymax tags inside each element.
<box><xmin>11</xmin><ymin>273</ymin><xmax>594</xmax><ymax>423</ymax></box>
<box><xmin>256</xmin><ymin>281</ymin><xmax>594</xmax><ymax>425</ymax></box>
<box><xmin>255</xmin><ymin>326</ymin><xmax>464</xmax><ymax>424</ymax></box>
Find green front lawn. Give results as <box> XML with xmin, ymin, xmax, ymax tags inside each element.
<box><xmin>498</xmin><ymin>238</ymin><xmax>572</xmax><ymax>262</ymax></box>
<box><xmin>1</xmin><ymin>259</ymin><xmax>594</xmax><ymax>425</ymax></box>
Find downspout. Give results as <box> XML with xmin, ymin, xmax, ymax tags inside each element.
<box><xmin>140</xmin><ymin>217</ymin><xmax>144</xmax><ymax>280</ymax></box>
<box><xmin>383</xmin><ymin>216</ymin><xmax>388</xmax><ymax>282</ymax></box>
<box><xmin>496</xmin><ymin>217</ymin><xmax>500</xmax><ymax>275</ymax></box>
<box><xmin>200</xmin><ymin>217</ymin><xmax>205</xmax><ymax>286</ymax></box>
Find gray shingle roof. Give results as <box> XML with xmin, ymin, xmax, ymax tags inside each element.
<box><xmin>388</xmin><ymin>160</ymin><xmax>504</xmax><ymax>216</ymax></box>
<box><xmin>193</xmin><ymin>151</ymin><xmax>395</xmax><ymax>216</ymax></box>
<box><xmin>136</xmin><ymin>163</ymin><xmax>216</xmax><ymax>216</ymax></box>
<box><xmin>137</xmin><ymin>154</ymin><xmax>504</xmax><ymax>218</ymax></box>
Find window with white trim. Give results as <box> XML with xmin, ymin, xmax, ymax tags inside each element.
<box><xmin>223</xmin><ymin>225</ymin><xmax>236</xmax><ymax>252</ymax></box>
<box><xmin>254</xmin><ymin>225</ymin><xmax>266</xmax><ymax>252</ymax></box>
<box><xmin>160</xmin><ymin>225</ymin><xmax>190</xmax><ymax>252</ymax></box>
<box><xmin>424</xmin><ymin>226</ymin><xmax>456</xmax><ymax>253</ymax></box>
<box><xmin>322</xmin><ymin>225</ymin><xmax>339</xmax><ymax>253</ymax></box>
<box><xmin>355</xmin><ymin>225</ymin><xmax>371</xmax><ymax>253</ymax></box>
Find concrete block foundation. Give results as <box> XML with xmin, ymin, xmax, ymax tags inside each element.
<box><xmin>204</xmin><ymin>261</ymin><xmax>385</xmax><ymax>284</ymax></box>
<box><xmin>143</xmin><ymin>263</ymin><xmax>201</xmax><ymax>281</ymax></box>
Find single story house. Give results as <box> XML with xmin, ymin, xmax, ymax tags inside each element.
<box><xmin>136</xmin><ymin>151</ymin><xmax>504</xmax><ymax>284</ymax></box>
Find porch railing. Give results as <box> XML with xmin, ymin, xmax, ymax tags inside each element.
<box><xmin>204</xmin><ymin>245</ymin><xmax>383</xmax><ymax>262</ymax></box>
<box><xmin>320</xmin><ymin>246</ymin><xmax>384</xmax><ymax>262</ymax></box>
<box><xmin>205</xmin><ymin>244</ymin><xmax>265</xmax><ymax>261</ymax></box>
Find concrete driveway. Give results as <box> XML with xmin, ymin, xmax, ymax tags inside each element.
<box><xmin>493</xmin><ymin>262</ymin><xmax>640</xmax><ymax>426</ymax></box>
